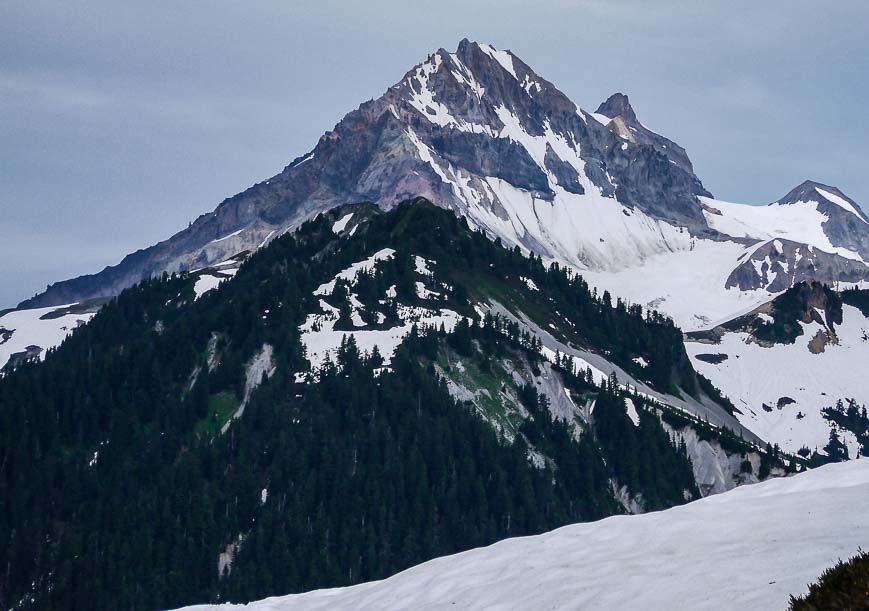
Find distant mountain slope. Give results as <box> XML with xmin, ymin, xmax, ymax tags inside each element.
<box><xmin>0</xmin><ymin>258</ymin><xmax>244</xmax><ymax>371</ymax></box>
<box><xmin>176</xmin><ymin>459</ymin><xmax>869</xmax><ymax>611</ymax></box>
<box><xmin>685</xmin><ymin>282</ymin><xmax>869</xmax><ymax>457</ymax></box>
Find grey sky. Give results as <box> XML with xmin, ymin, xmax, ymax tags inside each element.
<box><xmin>2</xmin><ymin>1</ymin><xmax>867</xmax><ymax>308</ymax></box>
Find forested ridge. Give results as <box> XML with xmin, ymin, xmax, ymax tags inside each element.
<box><xmin>1</xmin><ymin>199</ymin><xmax>738</xmax><ymax>610</ymax></box>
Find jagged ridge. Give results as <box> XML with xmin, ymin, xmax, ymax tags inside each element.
<box><xmin>20</xmin><ymin>39</ymin><xmax>713</xmax><ymax>309</ymax></box>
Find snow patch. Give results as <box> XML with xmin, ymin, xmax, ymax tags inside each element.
<box><xmin>209</xmin><ymin>228</ymin><xmax>245</xmax><ymax>244</ymax></box>
<box><xmin>477</xmin><ymin>43</ymin><xmax>518</xmax><ymax>79</ymax></box>
<box><xmin>315</xmin><ymin>249</ymin><xmax>396</xmax><ymax>296</ymax></box>
<box><xmin>815</xmin><ymin>187</ymin><xmax>867</xmax><ymax>222</ymax></box>
<box><xmin>0</xmin><ymin>304</ymin><xmax>96</xmax><ymax>370</ymax></box>
<box><xmin>624</xmin><ymin>397</ymin><xmax>640</xmax><ymax>426</ymax></box>
<box><xmin>520</xmin><ymin>277</ymin><xmax>539</xmax><ymax>291</ymax></box>
<box><xmin>300</xmin><ymin>304</ymin><xmax>461</xmax><ymax>371</ymax></box>
<box><xmin>686</xmin><ymin>304</ymin><xmax>869</xmax><ymax>454</ymax></box>
<box><xmin>194</xmin><ymin>268</ymin><xmax>239</xmax><ymax>299</ymax></box>
<box><xmin>700</xmin><ymin>196</ymin><xmax>865</xmax><ymax>263</ymax></box>
<box><xmin>332</xmin><ymin>213</ymin><xmax>354</xmax><ymax>234</ymax></box>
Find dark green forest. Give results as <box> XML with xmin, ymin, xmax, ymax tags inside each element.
<box><xmin>1</xmin><ymin>199</ymin><xmax>741</xmax><ymax>610</ymax></box>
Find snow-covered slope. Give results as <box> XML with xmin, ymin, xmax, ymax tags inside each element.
<box><xmin>0</xmin><ymin>303</ymin><xmax>98</xmax><ymax>371</ymax></box>
<box><xmin>298</xmin><ymin>245</ymin><xmax>462</xmax><ymax>371</ymax></box>
<box><xmin>178</xmin><ymin>459</ymin><xmax>869</xmax><ymax>611</ymax></box>
<box><xmin>581</xmin><ymin>238</ymin><xmax>774</xmax><ymax>331</ymax></box>
<box><xmin>576</xmin><ymin>185</ymin><xmax>869</xmax><ymax>332</ymax></box>
<box><xmin>685</xmin><ymin>287</ymin><xmax>869</xmax><ymax>456</ymax></box>
<box><xmin>0</xmin><ymin>256</ymin><xmax>245</xmax><ymax>370</ymax></box>
<box><xmin>701</xmin><ymin>195</ymin><xmax>866</xmax><ymax>263</ymax></box>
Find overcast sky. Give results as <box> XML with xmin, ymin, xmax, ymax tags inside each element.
<box><xmin>2</xmin><ymin>1</ymin><xmax>868</xmax><ymax>308</ymax></box>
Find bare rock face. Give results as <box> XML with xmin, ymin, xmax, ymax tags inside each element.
<box><xmin>690</xmin><ymin>279</ymin><xmax>845</xmax><ymax>349</ymax></box>
<box><xmin>592</xmin><ymin>92</ymin><xmax>713</xmax><ymax>230</ymax></box>
<box><xmin>595</xmin><ymin>92</ymin><xmax>702</xmax><ymax>180</ymax></box>
<box><xmin>726</xmin><ymin>238</ymin><xmax>869</xmax><ymax>292</ymax></box>
<box><xmin>20</xmin><ymin>39</ymin><xmax>712</xmax><ymax>309</ymax></box>
<box><xmin>774</xmin><ymin>180</ymin><xmax>869</xmax><ymax>261</ymax></box>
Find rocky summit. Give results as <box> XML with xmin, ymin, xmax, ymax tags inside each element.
<box><xmin>21</xmin><ymin>39</ymin><xmax>717</xmax><ymax>308</ymax></box>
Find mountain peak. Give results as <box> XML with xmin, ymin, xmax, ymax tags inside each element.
<box><xmin>456</xmin><ymin>37</ymin><xmax>483</xmax><ymax>55</ymax></box>
<box><xmin>775</xmin><ymin>180</ymin><xmax>867</xmax><ymax>222</ymax></box>
<box><xmin>596</xmin><ymin>93</ymin><xmax>637</xmax><ymax>123</ymax></box>
<box><xmin>452</xmin><ymin>39</ymin><xmax>521</xmax><ymax>80</ymax></box>
<box><xmin>19</xmin><ymin>38</ymin><xmax>712</xmax><ymax>309</ymax></box>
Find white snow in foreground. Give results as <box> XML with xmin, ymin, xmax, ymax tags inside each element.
<box><xmin>686</xmin><ymin>304</ymin><xmax>869</xmax><ymax>455</ymax></box>
<box><xmin>0</xmin><ymin>304</ymin><xmax>95</xmax><ymax>369</ymax></box>
<box><xmin>331</xmin><ymin>213</ymin><xmax>354</xmax><ymax>234</ymax></box>
<box><xmin>178</xmin><ymin>460</ymin><xmax>869</xmax><ymax>611</ymax></box>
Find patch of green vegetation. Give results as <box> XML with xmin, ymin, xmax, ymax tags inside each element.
<box><xmin>436</xmin><ymin>346</ymin><xmax>525</xmax><ymax>436</ymax></box>
<box><xmin>454</xmin><ymin>268</ymin><xmax>572</xmax><ymax>343</ymax></box>
<box><xmin>194</xmin><ymin>391</ymin><xmax>239</xmax><ymax>436</ymax></box>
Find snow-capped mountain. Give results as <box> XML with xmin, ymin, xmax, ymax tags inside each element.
<box><xmin>16</xmin><ymin>39</ymin><xmax>717</xmax><ymax>309</ymax></box>
<box><xmin>177</xmin><ymin>458</ymin><xmax>869</xmax><ymax>611</ymax></box>
<box><xmin>14</xmin><ymin>39</ymin><xmax>867</xmax><ymax>314</ymax></box>
<box><xmin>6</xmin><ymin>39</ymin><xmax>869</xmax><ymax>463</ymax></box>
<box><xmin>16</xmin><ymin>40</ymin><xmax>869</xmax><ymax>314</ymax></box>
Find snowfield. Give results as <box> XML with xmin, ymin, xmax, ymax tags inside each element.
<box><xmin>686</xmin><ymin>304</ymin><xmax>869</xmax><ymax>456</ymax></box>
<box><xmin>178</xmin><ymin>459</ymin><xmax>869</xmax><ymax>611</ymax></box>
<box><xmin>582</xmin><ymin>237</ymin><xmax>775</xmax><ymax>331</ymax></box>
<box><xmin>0</xmin><ymin>304</ymin><xmax>96</xmax><ymax>370</ymax></box>
<box><xmin>700</xmin><ymin>195</ymin><xmax>866</xmax><ymax>263</ymax></box>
